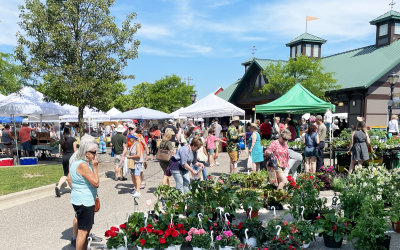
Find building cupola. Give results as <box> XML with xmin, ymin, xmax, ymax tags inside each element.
<box><xmin>370</xmin><ymin>9</ymin><xmax>400</xmax><ymax>48</ymax></box>
<box><xmin>285</xmin><ymin>32</ymin><xmax>327</xmax><ymax>59</ymax></box>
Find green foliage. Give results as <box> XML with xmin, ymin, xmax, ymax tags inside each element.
<box><xmin>238</xmin><ymin>189</ymin><xmax>264</xmax><ymax>211</ymax></box>
<box><xmin>16</xmin><ymin>0</ymin><xmax>141</xmax><ymax>136</ymax></box>
<box><xmin>294</xmin><ymin>219</ymin><xmax>316</xmax><ymax>244</ymax></box>
<box><xmin>236</xmin><ymin>218</ymin><xmax>268</xmax><ymax>246</ymax></box>
<box><xmin>261</xmin><ymin>55</ymin><xmax>340</xmax><ymax>100</ymax></box>
<box><xmin>332</xmin><ymin>177</ymin><xmax>345</xmax><ymax>192</ymax></box>
<box><xmin>121</xmin><ymin>75</ymin><xmax>195</xmax><ymax>113</ymax></box>
<box><xmin>314</xmin><ymin>211</ymin><xmax>352</xmax><ymax>242</ymax></box>
<box><xmin>0</xmin><ymin>52</ymin><xmax>32</xmax><ymax>95</ymax></box>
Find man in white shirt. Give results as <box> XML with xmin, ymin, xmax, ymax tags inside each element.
<box><xmin>212</xmin><ymin>118</ymin><xmax>223</xmax><ymax>166</ymax></box>
<box><xmin>388</xmin><ymin>115</ymin><xmax>399</xmax><ymax>135</ymax></box>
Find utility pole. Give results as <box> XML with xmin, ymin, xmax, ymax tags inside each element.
<box><xmin>184</xmin><ymin>76</ymin><xmax>193</xmax><ymax>85</ymax></box>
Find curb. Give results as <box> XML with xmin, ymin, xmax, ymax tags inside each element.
<box><xmin>0</xmin><ymin>172</ymin><xmax>107</xmax><ymax>211</ymax></box>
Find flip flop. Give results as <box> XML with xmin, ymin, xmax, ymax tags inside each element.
<box><xmin>140</xmin><ymin>183</ymin><xmax>146</xmax><ymax>189</ymax></box>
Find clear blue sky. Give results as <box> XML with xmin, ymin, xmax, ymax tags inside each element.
<box><xmin>0</xmin><ymin>0</ymin><xmax>395</xmax><ymax>100</ymax></box>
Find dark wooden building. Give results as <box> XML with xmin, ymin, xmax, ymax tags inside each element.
<box><xmin>217</xmin><ymin>10</ymin><xmax>400</xmax><ymax>127</ymax></box>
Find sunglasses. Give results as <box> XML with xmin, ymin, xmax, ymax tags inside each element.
<box><xmin>281</xmin><ymin>136</ymin><xmax>288</xmax><ymax>141</ymax></box>
<box><xmin>88</xmin><ymin>151</ymin><xmax>97</xmax><ymax>155</ymax></box>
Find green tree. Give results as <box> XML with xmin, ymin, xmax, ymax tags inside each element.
<box><xmin>261</xmin><ymin>55</ymin><xmax>340</xmax><ymax>100</ymax></box>
<box><xmin>128</xmin><ymin>75</ymin><xmax>195</xmax><ymax>113</ymax></box>
<box><xmin>15</xmin><ymin>0</ymin><xmax>140</xmax><ymax>136</ymax></box>
<box><xmin>0</xmin><ymin>52</ymin><xmax>32</xmax><ymax>95</ymax></box>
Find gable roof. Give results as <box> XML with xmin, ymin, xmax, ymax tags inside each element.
<box><xmin>242</xmin><ymin>57</ymin><xmax>286</xmax><ymax>67</ymax></box>
<box><xmin>285</xmin><ymin>32</ymin><xmax>327</xmax><ymax>46</ymax></box>
<box><xmin>370</xmin><ymin>10</ymin><xmax>400</xmax><ymax>25</ymax></box>
<box><xmin>321</xmin><ymin>40</ymin><xmax>400</xmax><ymax>90</ymax></box>
<box><xmin>217</xmin><ymin>79</ymin><xmax>241</xmax><ymax>101</ymax></box>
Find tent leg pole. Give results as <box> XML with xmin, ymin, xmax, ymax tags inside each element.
<box><xmin>13</xmin><ymin>115</ymin><xmax>19</xmax><ymax>165</ymax></box>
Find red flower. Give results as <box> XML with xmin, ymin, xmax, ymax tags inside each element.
<box><xmin>147</xmin><ymin>224</ymin><xmax>153</xmax><ymax>229</ymax></box>
<box><xmin>110</xmin><ymin>226</ymin><xmax>119</xmax><ymax>232</ymax></box>
<box><xmin>314</xmin><ymin>186</ymin><xmax>318</xmax><ymax>189</ymax></box>
<box><xmin>171</xmin><ymin>230</ymin><xmax>179</xmax><ymax>237</ymax></box>
<box><xmin>316</xmin><ymin>216</ymin><xmax>321</xmax><ymax>220</ymax></box>
<box><xmin>345</xmin><ymin>223</ymin><xmax>348</xmax><ymax>227</ymax></box>
<box><xmin>210</xmin><ymin>226</ymin><xmax>213</xmax><ymax>230</ymax></box>
<box><xmin>227</xmin><ymin>222</ymin><xmax>230</xmax><ymax>225</ymax></box>
<box><xmin>289</xmin><ymin>236</ymin><xmax>293</xmax><ymax>239</ymax></box>
<box><xmin>159</xmin><ymin>237</ymin><xmax>166</xmax><ymax>244</ymax></box>
<box><xmin>309</xmin><ymin>176</ymin><xmax>313</xmax><ymax>179</ymax></box>
<box><xmin>120</xmin><ymin>224</ymin><xmax>126</xmax><ymax>230</ymax></box>
<box><xmin>105</xmin><ymin>230</ymin><xmax>111</xmax><ymax>238</ymax></box>
<box><xmin>139</xmin><ymin>227</ymin><xmax>146</xmax><ymax>233</ymax></box>
<box><xmin>177</xmin><ymin>223</ymin><xmax>184</xmax><ymax>229</ymax></box>
<box><xmin>140</xmin><ymin>239</ymin><xmax>146</xmax><ymax>245</ymax></box>
<box><xmin>214</xmin><ymin>223</ymin><xmax>217</xmax><ymax>226</ymax></box>
<box><xmin>165</xmin><ymin>228</ymin><xmax>172</xmax><ymax>236</ymax></box>
<box><xmin>238</xmin><ymin>223</ymin><xmax>243</xmax><ymax>229</ymax></box>
<box><xmin>280</xmin><ymin>241</ymin><xmax>283</xmax><ymax>244</ymax></box>
<box><xmin>289</xmin><ymin>245</ymin><xmax>293</xmax><ymax>250</ymax></box>
<box><xmin>156</xmin><ymin>229</ymin><xmax>164</xmax><ymax>236</ymax></box>
<box><xmin>179</xmin><ymin>229</ymin><xmax>187</xmax><ymax>235</ymax></box>
<box><xmin>332</xmin><ymin>225</ymin><xmax>337</xmax><ymax>231</ymax></box>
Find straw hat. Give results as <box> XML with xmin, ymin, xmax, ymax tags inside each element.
<box><xmin>0</xmin><ymin>124</ymin><xmax>4</xmax><ymax>129</ymax></box>
<box><xmin>249</xmin><ymin>123</ymin><xmax>258</xmax><ymax>128</ymax></box>
<box><xmin>115</xmin><ymin>124</ymin><xmax>125</xmax><ymax>133</ymax></box>
<box><xmin>230</xmin><ymin>116</ymin><xmax>240</xmax><ymax>123</ymax></box>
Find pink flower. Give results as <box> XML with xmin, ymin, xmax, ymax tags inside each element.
<box><xmin>193</xmin><ymin>229</ymin><xmax>201</xmax><ymax>235</ymax></box>
<box><xmin>284</xmin><ymin>221</ymin><xmax>288</xmax><ymax>226</ymax></box>
<box><xmin>185</xmin><ymin>235</ymin><xmax>192</xmax><ymax>242</ymax></box>
<box><xmin>207</xmin><ymin>176</ymin><xmax>211</xmax><ymax>179</ymax></box>
<box><xmin>216</xmin><ymin>235</ymin><xmax>222</xmax><ymax>241</ymax></box>
<box><xmin>188</xmin><ymin>227</ymin><xmax>196</xmax><ymax>235</ymax></box>
<box><xmin>219</xmin><ymin>180</ymin><xmax>223</xmax><ymax>184</ymax></box>
<box><xmin>223</xmin><ymin>230</ymin><xmax>233</xmax><ymax>237</ymax></box>
<box><xmin>198</xmin><ymin>229</ymin><xmax>206</xmax><ymax>235</ymax></box>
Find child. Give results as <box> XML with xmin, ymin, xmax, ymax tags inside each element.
<box><xmin>206</xmin><ymin>129</ymin><xmax>223</xmax><ymax>167</ymax></box>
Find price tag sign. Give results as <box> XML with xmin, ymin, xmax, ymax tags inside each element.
<box><xmin>146</xmin><ymin>199</ymin><xmax>152</xmax><ymax>206</ymax></box>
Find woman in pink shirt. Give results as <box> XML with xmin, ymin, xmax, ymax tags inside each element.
<box><xmin>206</xmin><ymin>128</ymin><xmax>222</xmax><ymax>167</ymax></box>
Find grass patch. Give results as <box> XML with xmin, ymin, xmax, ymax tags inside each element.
<box><xmin>0</xmin><ymin>164</ymin><xmax>63</xmax><ymax>195</ymax></box>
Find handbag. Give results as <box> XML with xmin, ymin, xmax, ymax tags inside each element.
<box><xmin>94</xmin><ymin>197</ymin><xmax>100</xmax><ymax>212</ymax></box>
<box><xmin>367</xmin><ymin>145</ymin><xmax>373</xmax><ymax>153</ymax></box>
<box><xmin>166</xmin><ymin>156</ymin><xmax>180</xmax><ymax>177</ymax></box>
<box><xmin>197</xmin><ymin>145</ymin><xmax>208</xmax><ymax>162</ymax></box>
<box><xmin>156</xmin><ymin>142</ymin><xmax>174</xmax><ymax>162</ymax></box>
<box><xmin>127</xmin><ymin>158</ymin><xmax>135</xmax><ymax>169</ymax></box>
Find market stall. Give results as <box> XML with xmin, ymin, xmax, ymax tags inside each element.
<box><xmin>110</xmin><ymin>107</ymin><xmax>174</xmax><ymax>120</ymax></box>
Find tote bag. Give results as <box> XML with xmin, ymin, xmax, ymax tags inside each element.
<box><xmin>156</xmin><ymin>142</ymin><xmax>174</xmax><ymax>162</ymax></box>
<box><xmin>247</xmin><ymin>154</ymin><xmax>253</xmax><ymax>169</ymax></box>
<box><xmin>197</xmin><ymin>145</ymin><xmax>208</xmax><ymax>162</ymax></box>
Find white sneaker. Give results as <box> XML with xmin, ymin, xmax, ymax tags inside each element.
<box><xmin>215</xmin><ymin>161</ymin><xmax>220</xmax><ymax>166</ymax></box>
<box><xmin>132</xmin><ymin>192</ymin><xmax>141</xmax><ymax>197</ymax></box>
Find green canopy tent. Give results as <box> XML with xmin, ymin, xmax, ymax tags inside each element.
<box><xmin>255</xmin><ymin>83</ymin><xmax>335</xmax><ymax>114</ymax></box>
<box><xmin>255</xmin><ymin>83</ymin><xmax>336</xmax><ymax>166</ymax></box>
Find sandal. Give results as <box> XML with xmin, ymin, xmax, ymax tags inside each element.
<box><xmin>140</xmin><ymin>183</ymin><xmax>146</xmax><ymax>189</ymax></box>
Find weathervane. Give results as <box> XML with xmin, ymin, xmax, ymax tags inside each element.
<box><xmin>251</xmin><ymin>46</ymin><xmax>257</xmax><ymax>56</ymax></box>
<box><xmin>390</xmin><ymin>0</ymin><xmax>396</xmax><ymax>10</ymax></box>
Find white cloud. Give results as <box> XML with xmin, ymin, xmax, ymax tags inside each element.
<box><xmin>137</xmin><ymin>24</ymin><xmax>173</xmax><ymax>39</ymax></box>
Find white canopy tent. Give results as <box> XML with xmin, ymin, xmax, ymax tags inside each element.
<box><xmin>110</xmin><ymin>107</ymin><xmax>174</xmax><ymax>120</ymax></box>
<box><xmin>178</xmin><ymin>93</ymin><xmax>245</xmax><ymax>118</ymax></box>
<box><xmin>170</xmin><ymin>108</ymin><xmax>187</xmax><ymax>119</ymax></box>
<box><xmin>106</xmin><ymin>107</ymin><xmax>122</xmax><ymax>116</ymax></box>
<box><xmin>59</xmin><ymin>107</ymin><xmax>110</xmax><ymax>122</ymax></box>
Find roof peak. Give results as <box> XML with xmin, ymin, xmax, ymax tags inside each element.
<box><xmin>285</xmin><ymin>32</ymin><xmax>327</xmax><ymax>47</ymax></box>
<box><xmin>370</xmin><ymin>9</ymin><xmax>400</xmax><ymax>25</ymax></box>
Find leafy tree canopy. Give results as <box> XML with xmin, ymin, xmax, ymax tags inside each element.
<box><xmin>116</xmin><ymin>75</ymin><xmax>195</xmax><ymax>113</ymax></box>
<box><xmin>0</xmin><ymin>52</ymin><xmax>33</xmax><ymax>95</ymax></box>
<box><xmin>15</xmin><ymin>0</ymin><xmax>140</xmax><ymax>136</ymax></box>
<box><xmin>261</xmin><ymin>55</ymin><xmax>340</xmax><ymax>100</ymax></box>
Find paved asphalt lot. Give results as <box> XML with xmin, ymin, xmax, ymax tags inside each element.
<box><xmin>0</xmin><ymin>149</ymin><xmax>399</xmax><ymax>250</ymax></box>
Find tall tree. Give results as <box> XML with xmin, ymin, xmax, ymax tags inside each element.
<box><xmin>0</xmin><ymin>52</ymin><xmax>32</xmax><ymax>95</ymax></box>
<box><xmin>261</xmin><ymin>55</ymin><xmax>340</xmax><ymax>100</ymax></box>
<box><xmin>128</xmin><ymin>75</ymin><xmax>195</xmax><ymax>113</ymax></box>
<box><xmin>16</xmin><ymin>0</ymin><xmax>140</xmax><ymax>136</ymax></box>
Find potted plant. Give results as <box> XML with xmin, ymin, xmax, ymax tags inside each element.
<box><xmin>293</xmin><ymin>220</ymin><xmax>316</xmax><ymax>248</ymax></box>
<box><xmin>127</xmin><ymin>212</ymin><xmax>154</xmax><ymax>244</ymax></box>
<box><xmin>238</xmin><ymin>189</ymin><xmax>263</xmax><ymax>218</ymax></box>
<box><xmin>105</xmin><ymin>225</ymin><xmax>128</xmax><ymax>250</ymax></box>
<box><xmin>390</xmin><ymin>197</ymin><xmax>400</xmax><ymax>233</ymax></box>
<box><xmin>314</xmin><ymin>212</ymin><xmax>352</xmax><ymax>248</ymax></box>
<box><xmin>135</xmin><ymin>224</ymin><xmax>162</xmax><ymax>250</ymax></box>
<box><xmin>159</xmin><ymin>223</ymin><xmax>187</xmax><ymax>250</ymax></box>
<box><xmin>214</xmin><ymin>230</ymin><xmax>241</xmax><ymax>250</ymax></box>
<box><xmin>263</xmin><ymin>184</ymin><xmax>291</xmax><ymax>210</ymax></box>
<box><xmin>236</xmin><ymin>218</ymin><xmax>267</xmax><ymax>247</ymax></box>
<box><xmin>185</xmin><ymin>227</ymin><xmax>211</xmax><ymax>250</ymax></box>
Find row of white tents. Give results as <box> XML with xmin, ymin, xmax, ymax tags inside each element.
<box><xmin>0</xmin><ymin>87</ymin><xmax>245</xmax><ymax>123</ymax></box>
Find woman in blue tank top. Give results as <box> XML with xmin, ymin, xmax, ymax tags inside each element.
<box><xmin>69</xmin><ymin>140</ymin><xmax>99</xmax><ymax>250</ymax></box>
<box><xmin>302</xmin><ymin>124</ymin><xmax>319</xmax><ymax>173</ymax></box>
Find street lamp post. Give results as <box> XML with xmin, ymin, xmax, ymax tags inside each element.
<box><xmin>190</xmin><ymin>93</ymin><xmax>197</xmax><ymax>104</ymax></box>
<box><xmin>388</xmin><ymin>72</ymin><xmax>399</xmax><ymax>123</ymax></box>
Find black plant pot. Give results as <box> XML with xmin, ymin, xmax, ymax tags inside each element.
<box><xmin>264</xmin><ymin>202</ymin><xmax>284</xmax><ymax>210</ymax></box>
<box><xmin>304</xmin><ymin>211</ymin><xmax>319</xmax><ymax>222</ymax></box>
<box><xmin>323</xmin><ymin>235</ymin><xmax>343</xmax><ymax>248</ymax></box>
<box><xmin>148</xmin><ymin>210</ymin><xmax>159</xmax><ymax>220</ymax></box>
<box><xmin>376</xmin><ymin>235</ymin><xmax>391</xmax><ymax>250</ymax></box>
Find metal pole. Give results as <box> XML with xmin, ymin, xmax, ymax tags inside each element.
<box><xmin>389</xmin><ymin>85</ymin><xmax>394</xmax><ymax>125</ymax></box>
<box><xmin>13</xmin><ymin>115</ymin><xmax>19</xmax><ymax>165</ymax></box>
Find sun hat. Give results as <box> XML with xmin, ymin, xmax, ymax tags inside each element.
<box><xmin>22</xmin><ymin>119</ymin><xmax>29</xmax><ymax>125</ymax></box>
<box><xmin>128</xmin><ymin>123</ymin><xmax>136</xmax><ymax>129</ymax></box>
<box><xmin>168</xmin><ymin>119</ymin><xmax>174</xmax><ymax>124</ymax></box>
<box><xmin>115</xmin><ymin>124</ymin><xmax>125</xmax><ymax>133</ymax></box>
<box><xmin>111</xmin><ymin>124</ymin><xmax>115</xmax><ymax>127</ymax></box>
<box><xmin>230</xmin><ymin>116</ymin><xmax>240</xmax><ymax>123</ymax></box>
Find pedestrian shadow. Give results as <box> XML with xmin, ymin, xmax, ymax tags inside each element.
<box><xmin>115</xmin><ymin>183</ymin><xmax>133</xmax><ymax>194</ymax></box>
<box><xmin>105</xmin><ymin>171</ymin><xmax>116</xmax><ymax>179</ymax></box>
<box><xmin>147</xmin><ymin>187</ymin><xmax>157</xmax><ymax>193</ymax></box>
<box><xmin>61</xmin><ymin>244</ymin><xmax>75</xmax><ymax>250</ymax></box>
<box><xmin>60</xmin><ymin>227</ymin><xmax>73</xmax><ymax>241</ymax></box>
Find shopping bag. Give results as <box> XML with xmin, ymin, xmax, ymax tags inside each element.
<box><xmin>197</xmin><ymin>146</ymin><xmax>208</xmax><ymax>162</ymax></box>
<box><xmin>267</xmin><ymin>167</ymin><xmax>278</xmax><ymax>186</ymax></box>
<box><xmin>111</xmin><ymin>148</ymin><xmax>115</xmax><ymax>157</ymax></box>
<box><xmin>247</xmin><ymin>154</ymin><xmax>253</xmax><ymax>169</ymax></box>
<box><xmin>238</xmin><ymin>137</ymin><xmax>245</xmax><ymax>150</ymax></box>
<box><xmin>123</xmin><ymin>156</ymin><xmax>129</xmax><ymax>176</ymax></box>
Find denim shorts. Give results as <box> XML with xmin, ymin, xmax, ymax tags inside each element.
<box><xmin>130</xmin><ymin>162</ymin><xmax>142</xmax><ymax>176</ymax></box>
<box><xmin>22</xmin><ymin>141</ymin><xmax>31</xmax><ymax>151</ymax></box>
<box><xmin>304</xmin><ymin>147</ymin><xmax>317</xmax><ymax>157</ymax></box>
<box><xmin>207</xmin><ymin>148</ymin><xmax>214</xmax><ymax>154</ymax></box>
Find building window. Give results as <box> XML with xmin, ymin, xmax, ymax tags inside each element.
<box><xmin>379</xmin><ymin>23</ymin><xmax>388</xmax><ymax>36</ymax></box>
<box><xmin>395</xmin><ymin>23</ymin><xmax>400</xmax><ymax>35</ymax></box>
<box><xmin>291</xmin><ymin>47</ymin><xmax>295</xmax><ymax>58</ymax></box>
<box><xmin>305</xmin><ymin>44</ymin><xmax>311</xmax><ymax>57</ymax></box>
<box><xmin>297</xmin><ymin>45</ymin><xmax>301</xmax><ymax>56</ymax></box>
<box><xmin>313</xmin><ymin>45</ymin><xmax>319</xmax><ymax>57</ymax></box>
